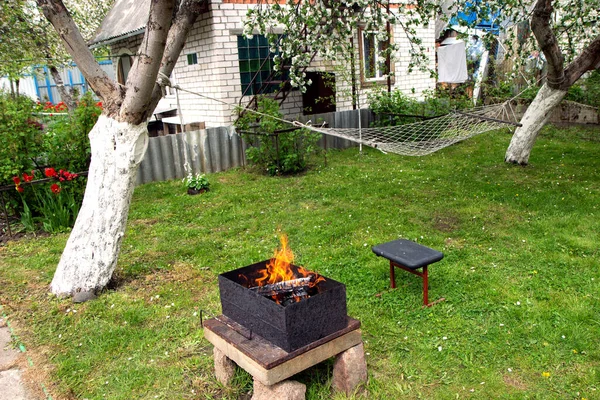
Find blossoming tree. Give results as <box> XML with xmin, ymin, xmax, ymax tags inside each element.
<box><xmin>36</xmin><ymin>0</ymin><xmax>208</xmax><ymax>297</ymax></box>
<box><xmin>1</xmin><ymin>0</ymin><xmax>114</xmax><ymax>110</ymax></box>
<box><xmin>503</xmin><ymin>0</ymin><xmax>600</xmax><ymax>165</ymax></box>
<box><xmin>245</xmin><ymin>0</ymin><xmax>600</xmax><ymax>165</ymax></box>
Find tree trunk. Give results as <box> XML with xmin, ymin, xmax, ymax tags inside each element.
<box><xmin>50</xmin><ymin>115</ymin><xmax>148</xmax><ymax>296</ymax></box>
<box><xmin>49</xmin><ymin>65</ymin><xmax>77</xmax><ymax>112</ymax></box>
<box><xmin>504</xmin><ymin>83</ymin><xmax>566</xmax><ymax>165</ymax></box>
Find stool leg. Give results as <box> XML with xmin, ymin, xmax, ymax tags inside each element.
<box><xmin>390</xmin><ymin>261</ymin><xmax>396</xmax><ymax>289</ymax></box>
<box><xmin>422</xmin><ymin>266</ymin><xmax>429</xmax><ymax>306</ymax></box>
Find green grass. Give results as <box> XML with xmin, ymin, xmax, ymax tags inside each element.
<box><xmin>1</xmin><ymin>124</ymin><xmax>599</xmax><ymax>399</ymax></box>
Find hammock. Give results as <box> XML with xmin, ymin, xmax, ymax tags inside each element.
<box><xmin>155</xmin><ymin>75</ymin><xmax>521</xmax><ymax>157</ymax></box>
<box><xmin>301</xmin><ymin>102</ymin><xmax>520</xmax><ymax>156</ymax></box>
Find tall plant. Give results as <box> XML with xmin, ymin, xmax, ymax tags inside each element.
<box><xmin>0</xmin><ymin>93</ymin><xmax>44</xmax><ymax>185</ymax></box>
<box><xmin>236</xmin><ymin>97</ymin><xmax>321</xmax><ymax>176</ymax></box>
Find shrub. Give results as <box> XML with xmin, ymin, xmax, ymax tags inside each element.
<box><xmin>42</xmin><ymin>91</ymin><xmax>101</xmax><ymax>172</ymax></box>
<box><xmin>0</xmin><ymin>93</ymin><xmax>44</xmax><ymax>185</ymax></box>
<box><xmin>565</xmin><ymin>70</ymin><xmax>600</xmax><ymax>108</ymax></box>
<box><xmin>368</xmin><ymin>88</ymin><xmax>472</xmax><ymax>127</ymax></box>
<box><xmin>235</xmin><ymin>97</ymin><xmax>321</xmax><ymax>176</ymax></box>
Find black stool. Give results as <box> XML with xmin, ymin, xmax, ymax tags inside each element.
<box><xmin>372</xmin><ymin>239</ymin><xmax>444</xmax><ymax>306</ymax></box>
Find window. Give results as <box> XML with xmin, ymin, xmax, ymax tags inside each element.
<box><xmin>237</xmin><ymin>35</ymin><xmax>288</xmax><ymax>96</ymax></box>
<box><xmin>187</xmin><ymin>53</ymin><xmax>198</xmax><ymax>65</ymax></box>
<box><xmin>359</xmin><ymin>30</ymin><xmax>391</xmax><ymax>84</ymax></box>
<box><xmin>117</xmin><ymin>54</ymin><xmax>133</xmax><ymax>85</ymax></box>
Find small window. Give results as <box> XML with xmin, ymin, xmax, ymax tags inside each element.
<box><xmin>237</xmin><ymin>35</ymin><xmax>289</xmax><ymax>96</ymax></box>
<box><xmin>359</xmin><ymin>29</ymin><xmax>392</xmax><ymax>84</ymax></box>
<box><xmin>187</xmin><ymin>53</ymin><xmax>198</xmax><ymax>65</ymax></box>
<box><xmin>117</xmin><ymin>54</ymin><xmax>133</xmax><ymax>85</ymax></box>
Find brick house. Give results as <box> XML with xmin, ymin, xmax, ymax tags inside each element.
<box><xmin>90</xmin><ymin>0</ymin><xmax>436</xmax><ymax>130</ymax></box>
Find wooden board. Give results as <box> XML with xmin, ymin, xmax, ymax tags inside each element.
<box><xmin>203</xmin><ymin>315</ymin><xmax>362</xmax><ymax>386</ymax></box>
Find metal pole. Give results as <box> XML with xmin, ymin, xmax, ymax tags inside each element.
<box><xmin>358</xmin><ymin>96</ymin><xmax>362</xmax><ymax>154</ymax></box>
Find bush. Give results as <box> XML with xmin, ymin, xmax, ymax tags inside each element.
<box><xmin>42</xmin><ymin>91</ymin><xmax>101</xmax><ymax>172</ymax></box>
<box><xmin>368</xmin><ymin>88</ymin><xmax>472</xmax><ymax>127</ymax></box>
<box><xmin>235</xmin><ymin>97</ymin><xmax>321</xmax><ymax>176</ymax></box>
<box><xmin>0</xmin><ymin>91</ymin><xmax>100</xmax><ymax>233</ymax></box>
<box><xmin>0</xmin><ymin>93</ymin><xmax>44</xmax><ymax>185</ymax></box>
<box><xmin>565</xmin><ymin>70</ymin><xmax>600</xmax><ymax>108</ymax></box>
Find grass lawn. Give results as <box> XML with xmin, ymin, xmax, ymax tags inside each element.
<box><xmin>0</xmin><ymin>124</ymin><xmax>599</xmax><ymax>399</ymax></box>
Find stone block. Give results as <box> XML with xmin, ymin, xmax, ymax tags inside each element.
<box><xmin>331</xmin><ymin>342</ymin><xmax>368</xmax><ymax>396</ymax></box>
<box><xmin>213</xmin><ymin>347</ymin><xmax>236</xmax><ymax>385</ymax></box>
<box><xmin>251</xmin><ymin>378</ymin><xmax>306</xmax><ymax>400</ymax></box>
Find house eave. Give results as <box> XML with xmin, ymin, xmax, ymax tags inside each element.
<box><xmin>89</xmin><ymin>27</ymin><xmax>146</xmax><ymax>49</ymax></box>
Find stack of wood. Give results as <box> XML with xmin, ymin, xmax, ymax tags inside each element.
<box><xmin>249</xmin><ymin>275</ymin><xmax>317</xmax><ymax>306</ymax></box>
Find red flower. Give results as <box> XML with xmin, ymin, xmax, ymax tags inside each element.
<box><xmin>12</xmin><ymin>176</ymin><xmax>21</xmax><ymax>185</ymax></box>
<box><xmin>96</xmin><ymin>101</ymin><xmax>103</xmax><ymax>108</ymax></box>
<box><xmin>16</xmin><ymin>185</ymin><xmax>24</xmax><ymax>193</ymax></box>
<box><xmin>50</xmin><ymin>184</ymin><xmax>61</xmax><ymax>194</ymax></box>
<box><xmin>22</xmin><ymin>172</ymin><xmax>34</xmax><ymax>182</ymax></box>
<box><xmin>44</xmin><ymin>168</ymin><xmax>58</xmax><ymax>178</ymax></box>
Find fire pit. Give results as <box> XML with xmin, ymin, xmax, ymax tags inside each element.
<box><xmin>218</xmin><ymin>236</ymin><xmax>348</xmax><ymax>352</ymax></box>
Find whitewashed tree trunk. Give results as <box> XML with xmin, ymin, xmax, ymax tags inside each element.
<box><xmin>504</xmin><ymin>83</ymin><xmax>567</xmax><ymax>165</ymax></box>
<box><xmin>50</xmin><ymin>116</ymin><xmax>148</xmax><ymax>296</ymax></box>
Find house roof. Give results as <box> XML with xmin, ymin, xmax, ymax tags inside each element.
<box><xmin>89</xmin><ymin>0</ymin><xmax>151</xmax><ymax>47</ymax></box>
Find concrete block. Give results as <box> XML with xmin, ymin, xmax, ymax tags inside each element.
<box><xmin>214</xmin><ymin>347</ymin><xmax>236</xmax><ymax>385</ymax></box>
<box><xmin>251</xmin><ymin>379</ymin><xmax>306</xmax><ymax>400</ymax></box>
<box><xmin>331</xmin><ymin>342</ymin><xmax>368</xmax><ymax>396</ymax></box>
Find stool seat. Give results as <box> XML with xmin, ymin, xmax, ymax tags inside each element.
<box><xmin>372</xmin><ymin>239</ymin><xmax>443</xmax><ymax>269</ymax></box>
<box><xmin>372</xmin><ymin>239</ymin><xmax>444</xmax><ymax>306</ymax></box>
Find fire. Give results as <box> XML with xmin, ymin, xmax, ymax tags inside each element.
<box><xmin>245</xmin><ymin>234</ymin><xmax>325</xmax><ymax>304</ymax></box>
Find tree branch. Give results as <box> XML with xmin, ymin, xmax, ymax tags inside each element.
<box><xmin>143</xmin><ymin>0</ymin><xmax>209</xmax><ymax>121</ymax></box>
<box><xmin>563</xmin><ymin>34</ymin><xmax>600</xmax><ymax>87</ymax></box>
<box><xmin>36</xmin><ymin>0</ymin><xmax>120</xmax><ymax>112</ymax></box>
<box><xmin>530</xmin><ymin>0</ymin><xmax>565</xmax><ymax>89</ymax></box>
<box><xmin>119</xmin><ymin>0</ymin><xmax>177</xmax><ymax>124</ymax></box>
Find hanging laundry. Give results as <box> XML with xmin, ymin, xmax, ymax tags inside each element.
<box><xmin>437</xmin><ymin>40</ymin><xmax>468</xmax><ymax>83</ymax></box>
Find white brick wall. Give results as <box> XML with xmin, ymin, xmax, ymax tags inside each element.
<box><xmin>109</xmin><ymin>2</ymin><xmax>436</xmax><ymax>127</ymax></box>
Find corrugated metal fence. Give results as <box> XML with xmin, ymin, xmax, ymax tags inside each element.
<box><xmin>136</xmin><ymin>109</ymin><xmax>371</xmax><ymax>185</ymax></box>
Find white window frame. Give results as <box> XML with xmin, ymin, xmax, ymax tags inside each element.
<box><xmin>358</xmin><ymin>28</ymin><xmax>393</xmax><ymax>86</ymax></box>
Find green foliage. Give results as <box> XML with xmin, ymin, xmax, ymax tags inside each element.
<box><xmin>0</xmin><ymin>93</ymin><xmax>43</xmax><ymax>185</ymax></box>
<box><xmin>565</xmin><ymin>70</ymin><xmax>600</xmax><ymax>108</ymax></box>
<box><xmin>13</xmin><ymin>168</ymin><xmax>83</xmax><ymax>233</ymax></box>
<box><xmin>235</xmin><ymin>97</ymin><xmax>321</xmax><ymax>176</ymax></box>
<box><xmin>42</xmin><ymin>91</ymin><xmax>100</xmax><ymax>172</ymax></box>
<box><xmin>184</xmin><ymin>173</ymin><xmax>210</xmax><ymax>191</ymax></box>
<box><xmin>368</xmin><ymin>88</ymin><xmax>472</xmax><ymax>127</ymax></box>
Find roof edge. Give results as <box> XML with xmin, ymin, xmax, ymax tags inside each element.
<box><xmin>89</xmin><ymin>28</ymin><xmax>146</xmax><ymax>49</ymax></box>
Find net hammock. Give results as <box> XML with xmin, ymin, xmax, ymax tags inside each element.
<box><xmin>154</xmin><ymin>73</ymin><xmax>521</xmax><ymax>157</ymax></box>
<box><xmin>297</xmin><ymin>102</ymin><xmax>520</xmax><ymax>156</ymax></box>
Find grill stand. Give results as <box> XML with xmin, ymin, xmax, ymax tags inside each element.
<box><xmin>203</xmin><ymin>315</ymin><xmax>367</xmax><ymax>399</ymax></box>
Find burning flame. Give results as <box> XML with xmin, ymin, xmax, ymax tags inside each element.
<box><xmin>247</xmin><ymin>235</ymin><xmax>324</xmax><ymax>304</ymax></box>
<box><xmin>256</xmin><ymin>235</ymin><xmax>297</xmax><ymax>286</ymax></box>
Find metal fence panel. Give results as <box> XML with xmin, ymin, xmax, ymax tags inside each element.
<box><xmin>136</xmin><ymin>110</ymin><xmax>368</xmax><ymax>186</ymax></box>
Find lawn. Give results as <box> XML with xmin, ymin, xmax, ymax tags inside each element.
<box><xmin>0</xmin><ymin>124</ymin><xmax>599</xmax><ymax>399</ymax></box>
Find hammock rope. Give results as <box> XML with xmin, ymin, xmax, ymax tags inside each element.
<box><xmin>299</xmin><ymin>102</ymin><xmax>520</xmax><ymax>156</ymax></box>
<box><xmin>156</xmin><ymin>73</ymin><xmax>520</xmax><ymax>157</ymax></box>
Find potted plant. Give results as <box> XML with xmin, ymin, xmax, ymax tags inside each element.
<box><xmin>184</xmin><ymin>173</ymin><xmax>210</xmax><ymax>195</ymax></box>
